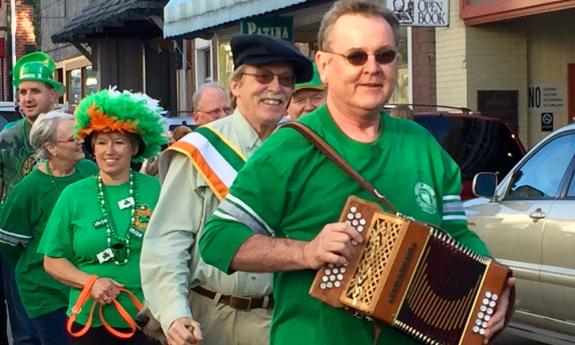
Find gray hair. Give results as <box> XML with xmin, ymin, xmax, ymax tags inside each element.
<box><xmin>192</xmin><ymin>82</ymin><xmax>227</xmax><ymax>111</ymax></box>
<box><xmin>29</xmin><ymin>111</ymin><xmax>74</xmax><ymax>159</ymax></box>
<box><xmin>318</xmin><ymin>0</ymin><xmax>400</xmax><ymax>51</ymax></box>
<box><xmin>228</xmin><ymin>65</ymin><xmax>249</xmax><ymax>109</ymax></box>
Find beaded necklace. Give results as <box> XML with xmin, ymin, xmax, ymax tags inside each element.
<box><xmin>96</xmin><ymin>172</ymin><xmax>136</xmax><ymax>265</ymax></box>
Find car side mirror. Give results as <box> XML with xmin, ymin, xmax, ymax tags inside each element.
<box><xmin>472</xmin><ymin>172</ymin><xmax>498</xmax><ymax>198</ymax></box>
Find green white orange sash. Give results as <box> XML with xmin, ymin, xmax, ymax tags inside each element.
<box><xmin>168</xmin><ymin>126</ymin><xmax>246</xmax><ymax>200</ymax></box>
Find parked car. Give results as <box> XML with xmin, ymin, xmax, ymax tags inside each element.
<box><xmin>0</xmin><ymin>101</ymin><xmax>21</xmax><ymax>129</ymax></box>
<box><xmin>464</xmin><ymin>122</ymin><xmax>575</xmax><ymax>345</ymax></box>
<box><xmin>388</xmin><ymin>105</ymin><xmax>526</xmax><ymax>199</ymax></box>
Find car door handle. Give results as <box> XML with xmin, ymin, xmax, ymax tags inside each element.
<box><xmin>529</xmin><ymin>208</ymin><xmax>546</xmax><ymax>220</ymax></box>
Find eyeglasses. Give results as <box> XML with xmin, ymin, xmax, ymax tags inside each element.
<box><xmin>241</xmin><ymin>70</ymin><xmax>296</xmax><ymax>87</ymax></box>
<box><xmin>196</xmin><ymin>107</ymin><xmax>233</xmax><ymax>117</ymax></box>
<box><xmin>323</xmin><ymin>49</ymin><xmax>397</xmax><ymax>66</ymax></box>
<box><xmin>55</xmin><ymin>137</ymin><xmax>79</xmax><ymax>143</ymax></box>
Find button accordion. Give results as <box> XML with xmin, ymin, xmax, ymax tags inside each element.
<box><xmin>309</xmin><ymin>196</ymin><xmax>510</xmax><ymax>345</ymax></box>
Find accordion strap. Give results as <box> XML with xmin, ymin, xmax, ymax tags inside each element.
<box><xmin>281</xmin><ymin>121</ymin><xmax>397</xmax><ymax>214</ymax></box>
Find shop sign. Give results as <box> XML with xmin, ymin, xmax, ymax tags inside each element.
<box><xmin>386</xmin><ymin>0</ymin><xmax>449</xmax><ymax>27</ymax></box>
<box><xmin>528</xmin><ymin>83</ymin><xmax>566</xmax><ymax>133</ymax></box>
<box><xmin>241</xmin><ymin>17</ymin><xmax>293</xmax><ymax>42</ymax></box>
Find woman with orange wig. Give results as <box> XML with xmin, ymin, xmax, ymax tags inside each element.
<box><xmin>38</xmin><ymin>88</ymin><xmax>166</xmax><ymax>345</ymax></box>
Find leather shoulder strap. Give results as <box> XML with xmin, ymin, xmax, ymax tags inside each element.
<box><xmin>281</xmin><ymin>121</ymin><xmax>397</xmax><ymax>214</ymax></box>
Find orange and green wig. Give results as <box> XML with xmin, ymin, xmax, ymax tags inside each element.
<box><xmin>74</xmin><ymin>87</ymin><xmax>167</xmax><ymax>162</ymax></box>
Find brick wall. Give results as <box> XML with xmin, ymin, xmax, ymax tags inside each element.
<box><xmin>411</xmin><ymin>27</ymin><xmax>436</xmax><ymax>109</ymax></box>
<box><xmin>2</xmin><ymin>0</ymin><xmax>36</xmax><ymax>100</ymax></box>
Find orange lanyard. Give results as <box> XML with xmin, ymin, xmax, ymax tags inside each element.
<box><xmin>67</xmin><ymin>275</ymin><xmax>143</xmax><ymax>339</ymax></box>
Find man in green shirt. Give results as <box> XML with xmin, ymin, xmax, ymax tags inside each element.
<box><xmin>0</xmin><ymin>51</ymin><xmax>65</xmax><ymax>345</ymax></box>
<box><xmin>140</xmin><ymin>35</ymin><xmax>312</xmax><ymax>345</ymax></box>
<box><xmin>199</xmin><ymin>1</ymin><xmax>515</xmax><ymax>345</ymax></box>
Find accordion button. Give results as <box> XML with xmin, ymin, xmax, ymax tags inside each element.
<box><xmin>484</xmin><ymin>315</ymin><xmax>491</xmax><ymax>321</ymax></box>
<box><xmin>324</xmin><ymin>269</ymin><xmax>331</xmax><ymax>275</ymax></box>
<box><xmin>482</xmin><ymin>298</ymin><xmax>490</xmax><ymax>305</ymax></box>
<box><xmin>485</xmin><ymin>291</ymin><xmax>492</xmax><ymax>298</ymax></box>
<box><xmin>475</xmin><ymin>319</ymin><xmax>482</xmax><ymax>326</ymax></box>
<box><xmin>487</xmin><ymin>308</ymin><xmax>494</xmax><ymax>315</ymax></box>
<box><xmin>472</xmin><ymin>326</ymin><xmax>480</xmax><ymax>333</ymax></box>
<box><xmin>352</xmin><ymin>219</ymin><xmax>358</xmax><ymax>226</ymax></box>
<box><xmin>335</xmin><ymin>281</ymin><xmax>341</xmax><ymax>288</ymax></box>
<box><xmin>360</xmin><ymin>219</ymin><xmax>366</xmax><ymax>225</ymax></box>
<box><xmin>322</xmin><ymin>276</ymin><xmax>329</xmax><ymax>282</ymax></box>
<box><xmin>329</xmin><ymin>275</ymin><xmax>336</xmax><ymax>282</ymax></box>
<box><xmin>332</xmin><ymin>268</ymin><xmax>339</xmax><ymax>274</ymax></box>
<box><xmin>320</xmin><ymin>283</ymin><xmax>326</xmax><ymax>289</ymax></box>
<box><xmin>357</xmin><ymin>226</ymin><xmax>364</xmax><ymax>232</ymax></box>
<box><xmin>489</xmin><ymin>301</ymin><xmax>497</xmax><ymax>308</ymax></box>
<box><xmin>337</xmin><ymin>274</ymin><xmax>344</xmax><ymax>281</ymax></box>
<box><xmin>477</xmin><ymin>312</ymin><xmax>484</xmax><ymax>319</ymax></box>
<box><xmin>480</xmin><ymin>305</ymin><xmax>487</xmax><ymax>312</ymax></box>
<box><xmin>492</xmin><ymin>294</ymin><xmax>499</xmax><ymax>301</ymax></box>
<box><xmin>347</xmin><ymin>213</ymin><xmax>354</xmax><ymax>220</ymax></box>
<box><xmin>340</xmin><ymin>267</ymin><xmax>347</xmax><ymax>273</ymax></box>
<box><xmin>350</xmin><ymin>207</ymin><xmax>357</xmax><ymax>213</ymax></box>
<box><xmin>355</xmin><ymin>212</ymin><xmax>362</xmax><ymax>219</ymax></box>
<box><xmin>352</xmin><ymin>240</ymin><xmax>358</xmax><ymax>246</ymax></box>
<box><xmin>327</xmin><ymin>282</ymin><xmax>333</xmax><ymax>288</ymax></box>
<box><xmin>479</xmin><ymin>328</ymin><xmax>486</xmax><ymax>335</ymax></box>
<box><xmin>482</xmin><ymin>322</ymin><xmax>488</xmax><ymax>328</ymax></box>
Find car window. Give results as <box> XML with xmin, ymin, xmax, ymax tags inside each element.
<box><xmin>567</xmin><ymin>170</ymin><xmax>575</xmax><ymax>197</ymax></box>
<box><xmin>415</xmin><ymin>116</ymin><xmax>524</xmax><ymax>180</ymax></box>
<box><xmin>506</xmin><ymin>133</ymin><xmax>575</xmax><ymax>200</ymax></box>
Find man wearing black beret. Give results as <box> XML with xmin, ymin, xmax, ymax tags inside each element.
<box><xmin>141</xmin><ymin>34</ymin><xmax>312</xmax><ymax>345</ymax></box>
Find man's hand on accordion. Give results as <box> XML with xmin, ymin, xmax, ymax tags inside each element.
<box><xmin>484</xmin><ymin>277</ymin><xmax>517</xmax><ymax>344</ymax></box>
<box><xmin>302</xmin><ymin>222</ymin><xmax>363</xmax><ymax>269</ymax></box>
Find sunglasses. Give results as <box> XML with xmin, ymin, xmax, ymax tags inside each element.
<box><xmin>324</xmin><ymin>49</ymin><xmax>397</xmax><ymax>66</ymax></box>
<box><xmin>241</xmin><ymin>70</ymin><xmax>296</xmax><ymax>87</ymax></box>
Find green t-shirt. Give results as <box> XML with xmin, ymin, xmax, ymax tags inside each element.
<box><xmin>200</xmin><ymin>105</ymin><xmax>490</xmax><ymax>345</ymax></box>
<box><xmin>0</xmin><ymin>159</ymin><xmax>98</xmax><ymax>318</ymax></box>
<box><xmin>0</xmin><ymin>119</ymin><xmax>36</xmax><ymax>199</ymax></box>
<box><xmin>38</xmin><ymin>172</ymin><xmax>160</xmax><ymax>327</ymax></box>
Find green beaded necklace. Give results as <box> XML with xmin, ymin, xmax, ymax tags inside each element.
<box><xmin>96</xmin><ymin>172</ymin><xmax>137</xmax><ymax>265</ymax></box>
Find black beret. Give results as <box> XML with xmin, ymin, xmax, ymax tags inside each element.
<box><xmin>231</xmin><ymin>34</ymin><xmax>313</xmax><ymax>84</ymax></box>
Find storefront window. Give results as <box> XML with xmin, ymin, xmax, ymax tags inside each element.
<box><xmin>85</xmin><ymin>66</ymin><xmax>98</xmax><ymax>96</ymax></box>
<box><xmin>218</xmin><ymin>42</ymin><xmax>234</xmax><ymax>90</ymax></box>
<box><xmin>67</xmin><ymin>69</ymin><xmax>82</xmax><ymax>106</ymax></box>
<box><xmin>66</xmin><ymin>66</ymin><xmax>98</xmax><ymax>107</ymax></box>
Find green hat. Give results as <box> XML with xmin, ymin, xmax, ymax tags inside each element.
<box><xmin>13</xmin><ymin>52</ymin><xmax>65</xmax><ymax>96</ymax></box>
<box><xmin>294</xmin><ymin>64</ymin><xmax>324</xmax><ymax>92</ymax></box>
<box><xmin>74</xmin><ymin>87</ymin><xmax>168</xmax><ymax>162</ymax></box>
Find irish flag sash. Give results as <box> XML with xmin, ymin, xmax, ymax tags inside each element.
<box><xmin>168</xmin><ymin>126</ymin><xmax>246</xmax><ymax>200</ymax></box>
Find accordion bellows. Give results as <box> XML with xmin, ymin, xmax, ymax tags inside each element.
<box><xmin>309</xmin><ymin>196</ymin><xmax>509</xmax><ymax>345</ymax></box>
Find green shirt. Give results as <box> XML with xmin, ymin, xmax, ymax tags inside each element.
<box><xmin>0</xmin><ymin>159</ymin><xmax>98</xmax><ymax>318</ymax></box>
<box><xmin>0</xmin><ymin>119</ymin><xmax>36</xmax><ymax>199</ymax></box>
<box><xmin>38</xmin><ymin>172</ymin><xmax>160</xmax><ymax>327</ymax></box>
<box><xmin>200</xmin><ymin>105</ymin><xmax>490</xmax><ymax>345</ymax></box>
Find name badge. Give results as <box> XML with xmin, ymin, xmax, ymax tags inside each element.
<box><xmin>118</xmin><ymin>197</ymin><xmax>135</xmax><ymax>210</ymax></box>
<box><xmin>128</xmin><ymin>227</ymin><xmax>144</xmax><ymax>239</ymax></box>
<box><xmin>93</xmin><ymin>218</ymin><xmax>108</xmax><ymax>229</ymax></box>
<box><xmin>96</xmin><ymin>248</ymin><xmax>114</xmax><ymax>264</ymax></box>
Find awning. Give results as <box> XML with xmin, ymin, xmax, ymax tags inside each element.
<box><xmin>164</xmin><ymin>0</ymin><xmax>309</xmax><ymax>39</ymax></box>
<box><xmin>52</xmin><ymin>0</ymin><xmax>167</xmax><ymax>43</ymax></box>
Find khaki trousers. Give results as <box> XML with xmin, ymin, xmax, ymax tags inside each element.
<box><xmin>189</xmin><ymin>290</ymin><xmax>272</xmax><ymax>345</ymax></box>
